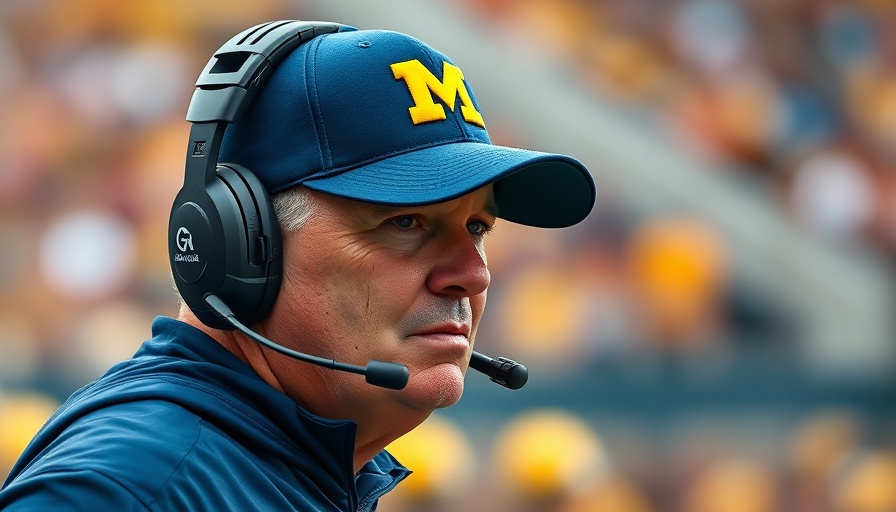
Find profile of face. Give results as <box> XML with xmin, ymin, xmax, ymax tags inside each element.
<box><xmin>258</xmin><ymin>184</ymin><xmax>496</xmax><ymax>424</ymax></box>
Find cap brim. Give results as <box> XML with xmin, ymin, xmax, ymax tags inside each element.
<box><xmin>302</xmin><ymin>142</ymin><xmax>596</xmax><ymax>228</ymax></box>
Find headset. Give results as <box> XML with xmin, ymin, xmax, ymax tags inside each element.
<box><xmin>167</xmin><ymin>20</ymin><xmax>527</xmax><ymax>391</ymax></box>
<box><xmin>168</xmin><ymin>20</ymin><xmax>346</xmax><ymax>329</ymax></box>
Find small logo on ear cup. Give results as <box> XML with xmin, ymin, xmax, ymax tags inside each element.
<box><xmin>174</xmin><ymin>226</ymin><xmax>200</xmax><ymax>263</ymax></box>
<box><xmin>170</xmin><ymin>202</ymin><xmax>211</xmax><ymax>283</ymax></box>
<box><xmin>176</xmin><ymin>227</ymin><xmax>194</xmax><ymax>252</ymax></box>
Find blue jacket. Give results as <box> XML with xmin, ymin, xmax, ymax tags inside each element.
<box><xmin>0</xmin><ymin>317</ymin><xmax>409</xmax><ymax>511</ymax></box>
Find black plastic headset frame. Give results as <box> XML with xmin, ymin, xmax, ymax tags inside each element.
<box><xmin>169</xmin><ymin>20</ymin><xmax>348</xmax><ymax>329</ymax></box>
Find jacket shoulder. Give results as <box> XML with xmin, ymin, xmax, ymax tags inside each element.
<box><xmin>2</xmin><ymin>400</ymin><xmax>203</xmax><ymax>509</ymax></box>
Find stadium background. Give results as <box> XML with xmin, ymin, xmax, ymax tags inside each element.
<box><xmin>1</xmin><ymin>0</ymin><xmax>895</xmax><ymax>510</ymax></box>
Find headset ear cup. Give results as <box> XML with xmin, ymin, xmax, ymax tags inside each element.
<box><xmin>169</xmin><ymin>164</ymin><xmax>282</xmax><ymax>329</ymax></box>
<box><xmin>214</xmin><ymin>163</ymin><xmax>283</xmax><ymax>325</ymax></box>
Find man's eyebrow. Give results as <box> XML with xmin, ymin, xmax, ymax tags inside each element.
<box><xmin>483</xmin><ymin>197</ymin><xmax>499</xmax><ymax>218</ymax></box>
<box><xmin>361</xmin><ymin>198</ymin><xmax>500</xmax><ymax>217</ymax></box>
<box><xmin>362</xmin><ymin>203</ymin><xmax>406</xmax><ymax>218</ymax></box>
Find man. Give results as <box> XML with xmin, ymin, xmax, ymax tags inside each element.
<box><xmin>0</xmin><ymin>21</ymin><xmax>595</xmax><ymax>510</ymax></box>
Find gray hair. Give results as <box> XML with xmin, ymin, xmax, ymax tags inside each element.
<box><xmin>271</xmin><ymin>185</ymin><xmax>317</xmax><ymax>232</ymax></box>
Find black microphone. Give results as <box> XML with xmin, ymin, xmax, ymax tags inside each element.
<box><xmin>469</xmin><ymin>351</ymin><xmax>528</xmax><ymax>390</ymax></box>
<box><xmin>204</xmin><ymin>294</ymin><xmax>410</xmax><ymax>390</ymax></box>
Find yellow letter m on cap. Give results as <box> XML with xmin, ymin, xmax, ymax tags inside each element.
<box><xmin>391</xmin><ymin>59</ymin><xmax>485</xmax><ymax>128</ymax></box>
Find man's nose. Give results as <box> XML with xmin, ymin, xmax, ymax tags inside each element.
<box><xmin>425</xmin><ymin>230</ymin><xmax>490</xmax><ymax>299</ymax></box>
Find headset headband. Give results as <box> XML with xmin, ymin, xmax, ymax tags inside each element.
<box><xmin>184</xmin><ymin>21</ymin><xmax>345</xmax><ymax>190</ymax></box>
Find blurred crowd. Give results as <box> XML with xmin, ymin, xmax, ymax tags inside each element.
<box><xmin>466</xmin><ymin>0</ymin><xmax>896</xmax><ymax>258</ymax></box>
<box><xmin>0</xmin><ymin>0</ymin><xmax>894</xmax><ymax>510</ymax></box>
<box><xmin>377</xmin><ymin>407</ymin><xmax>896</xmax><ymax>512</ymax></box>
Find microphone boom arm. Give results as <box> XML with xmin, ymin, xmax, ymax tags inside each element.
<box><xmin>205</xmin><ymin>294</ymin><xmax>526</xmax><ymax>391</ymax></box>
<box><xmin>204</xmin><ymin>294</ymin><xmax>409</xmax><ymax>389</ymax></box>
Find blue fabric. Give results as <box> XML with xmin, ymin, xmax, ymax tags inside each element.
<box><xmin>0</xmin><ymin>317</ymin><xmax>409</xmax><ymax>511</ymax></box>
<box><xmin>218</xmin><ymin>28</ymin><xmax>595</xmax><ymax>228</ymax></box>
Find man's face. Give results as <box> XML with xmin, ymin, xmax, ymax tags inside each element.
<box><xmin>262</xmin><ymin>185</ymin><xmax>496</xmax><ymax>421</ymax></box>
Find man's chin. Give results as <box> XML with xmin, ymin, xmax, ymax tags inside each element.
<box><xmin>400</xmin><ymin>363</ymin><xmax>466</xmax><ymax>411</ymax></box>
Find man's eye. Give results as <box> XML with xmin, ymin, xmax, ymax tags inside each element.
<box><xmin>467</xmin><ymin>220</ymin><xmax>493</xmax><ymax>237</ymax></box>
<box><xmin>390</xmin><ymin>216</ymin><xmax>419</xmax><ymax>229</ymax></box>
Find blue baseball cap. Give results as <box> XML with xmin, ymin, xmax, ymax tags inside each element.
<box><xmin>220</xmin><ymin>27</ymin><xmax>595</xmax><ymax>228</ymax></box>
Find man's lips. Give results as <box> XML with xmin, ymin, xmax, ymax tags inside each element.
<box><xmin>411</xmin><ymin>323</ymin><xmax>470</xmax><ymax>338</ymax></box>
<box><xmin>407</xmin><ymin>323</ymin><xmax>472</xmax><ymax>352</ymax></box>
